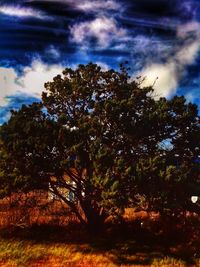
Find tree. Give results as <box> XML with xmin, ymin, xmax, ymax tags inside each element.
<box><xmin>0</xmin><ymin>63</ymin><xmax>199</xmax><ymax>230</ymax></box>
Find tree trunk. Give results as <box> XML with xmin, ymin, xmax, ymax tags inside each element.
<box><xmin>87</xmin><ymin>213</ymin><xmax>106</xmax><ymax>234</ymax></box>
<box><xmin>80</xmin><ymin>202</ymin><xmax>107</xmax><ymax>234</ymax></box>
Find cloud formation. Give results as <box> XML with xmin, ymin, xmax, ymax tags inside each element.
<box><xmin>0</xmin><ymin>67</ymin><xmax>21</xmax><ymax>106</ymax></box>
<box><xmin>70</xmin><ymin>16</ymin><xmax>128</xmax><ymax>49</ymax></box>
<box><xmin>140</xmin><ymin>22</ymin><xmax>200</xmax><ymax>98</ymax></box>
<box><xmin>75</xmin><ymin>0</ymin><xmax>121</xmax><ymax>12</ymax></box>
<box><xmin>0</xmin><ymin>60</ymin><xmax>63</xmax><ymax>106</ymax></box>
<box><xmin>0</xmin><ymin>5</ymin><xmax>47</xmax><ymax>19</ymax></box>
<box><xmin>28</xmin><ymin>0</ymin><xmax>121</xmax><ymax>13</ymax></box>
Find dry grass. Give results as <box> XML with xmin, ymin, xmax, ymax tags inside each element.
<box><xmin>0</xmin><ymin>202</ymin><xmax>199</xmax><ymax>267</ymax></box>
<box><xmin>0</xmin><ymin>218</ymin><xmax>199</xmax><ymax>267</ymax></box>
<box><xmin>0</xmin><ymin>238</ymin><xmax>199</xmax><ymax>267</ymax></box>
<box><xmin>0</xmin><ymin>200</ymin><xmax>79</xmax><ymax>229</ymax></box>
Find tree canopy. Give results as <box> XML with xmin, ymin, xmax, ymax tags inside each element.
<box><xmin>0</xmin><ymin>63</ymin><xmax>199</xmax><ymax>228</ymax></box>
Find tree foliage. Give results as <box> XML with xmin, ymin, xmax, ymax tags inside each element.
<box><xmin>0</xmin><ymin>63</ymin><xmax>199</xmax><ymax>228</ymax></box>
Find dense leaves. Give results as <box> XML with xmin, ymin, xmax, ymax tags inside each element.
<box><xmin>0</xmin><ymin>63</ymin><xmax>199</xmax><ymax>228</ymax></box>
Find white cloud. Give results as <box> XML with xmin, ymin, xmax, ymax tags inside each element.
<box><xmin>0</xmin><ymin>60</ymin><xmax>63</xmax><ymax>106</ymax></box>
<box><xmin>176</xmin><ymin>41</ymin><xmax>200</xmax><ymax>66</ymax></box>
<box><xmin>0</xmin><ymin>5</ymin><xmax>47</xmax><ymax>19</ymax></box>
<box><xmin>70</xmin><ymin>16</ymin><xmax>128</xmax><ymax>49</ymax></box>
<box><xmin>28</xmin><ymin>0</ymin><xmax>121</xmax><ymax>13</ymax></box>
<box><xmin>76</xmin><ymin>0</ymin><xmax>120</xmax><ymax>12</ymax></box>
<box><xmin>0</xmin><ymin>68</ymin><xmax>21</xmax><ymax>106</ymax></box>
<box><xmin>138</xmin><ymin>22</ymin><xmax>200</xmax><ymax>98</ymax></box>
<box><xmin>177</xmin><ymin>21</ymin><xmax>200</xmax><ymax>38</ymax></box>
<box><xmin>141</xmin><ymin>63</ymin><xmax>177</xmax><ymax>98</ymax></box>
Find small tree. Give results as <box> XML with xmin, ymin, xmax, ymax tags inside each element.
<box><xmin>0</xmin><ymin>63</ymin><xmax>199</xmax><ymax>230</ymax></box>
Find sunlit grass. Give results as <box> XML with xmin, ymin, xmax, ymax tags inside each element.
<box><xmin>0</xmin><ymin>238</ymin><xmax>199</xmax><ymax>267</ymax></box>
<box><xmin>0</xmin><ymin>239</ymin><xmax>47</xmax><ymax>266</ymax></box>
<box><xmin>0</xmin><ymin>212</ymin><xmax>199</xmax><ymax>266</ymax></box>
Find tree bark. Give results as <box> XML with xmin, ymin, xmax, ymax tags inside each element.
<box><xmin>80</xmin><ymin>201</ymin><xmax>107</xmax><ymax>233</ymax></box>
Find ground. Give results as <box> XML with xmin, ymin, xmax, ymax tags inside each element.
<box><xmin>0</xmin><ymin>238</ymin><xmax>199</xmax><ymax>267</ymax></box>
<box><xmin>0</xmin><ymin>219</ymin><xmax>199</xmax><ymax>267</ymax></box>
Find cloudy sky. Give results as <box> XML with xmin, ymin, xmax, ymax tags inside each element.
<box><xmin>0</xmin><ymin>0</ymin><xmax>200</xmax><ymax>123</ymax></box>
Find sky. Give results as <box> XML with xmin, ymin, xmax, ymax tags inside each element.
<box><xmin>0</xmin><ymin>0</ymin><xmax>200</xmax><ymax>124</ymax></box>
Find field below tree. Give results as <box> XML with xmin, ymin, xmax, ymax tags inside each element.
<box><xmin>0</xmin><ymin>213</ymin><xmax>199</xmax><ymax>267</ymax></box>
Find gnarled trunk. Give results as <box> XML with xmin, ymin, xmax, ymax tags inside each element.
<box><xmin>80</xmin><ymin>201</ymin><xmax>108</xmax><ymax>233</ymax></box>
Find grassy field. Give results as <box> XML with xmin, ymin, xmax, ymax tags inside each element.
<box><xmin>0</xmin><ymin>238</ymin><xmax>199</xmax><ymax>267</ymax></box>
<box><xmin>0</xmin><ymin>222</ymin><xmax>199</xmax><ymax>267</ymax></box>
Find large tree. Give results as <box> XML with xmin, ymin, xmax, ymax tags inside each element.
<box><xmin>0</xmin><ymin>63</ymin><xmax>199</xmax><ymax>229</ymax></box>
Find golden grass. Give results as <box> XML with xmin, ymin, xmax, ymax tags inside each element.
<box><xmin>0</xmin><ymin>238</ymin><xmax>199</xmax><ymax>267</ymax></box>
<box><xmin>0</xmin><ymin>206</ymin><xmax>199</xmax><ymax>266</ymax></box>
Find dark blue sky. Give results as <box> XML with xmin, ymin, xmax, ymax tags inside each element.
<box><xmin>0</xmin><ymin>0</ymin><xmax>200</xmax><ymax>123</ymax></box>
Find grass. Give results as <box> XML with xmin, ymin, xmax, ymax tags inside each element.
<box><xmin>0</xmin><ymin>238</ymin><xmax>118</xmax><ymax>266</ymax></box>
<box><xmin>0</xmin><ymin>238</ymin><xmax>199</xmax><ymax>267</ymax></box>
<box><xmin>0</xmin><ymin>222</ymin><xmax>199</xmax><ymax>267</ymax></box>
<box><xmin>0</xmin><ymin>209</ymin><xmax>199</xmax><ymax>266</ymax></box>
